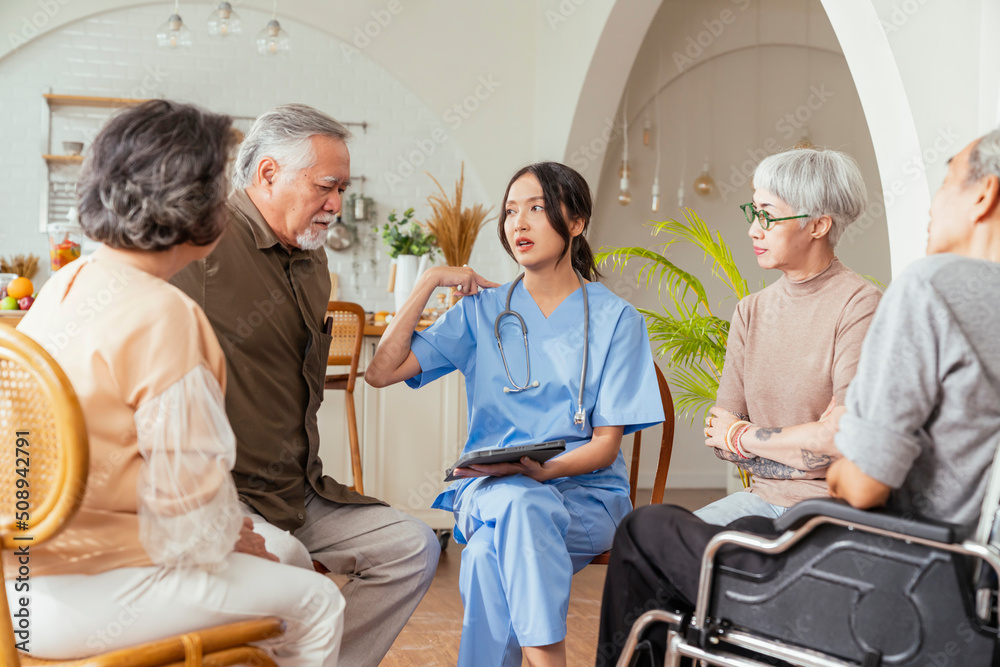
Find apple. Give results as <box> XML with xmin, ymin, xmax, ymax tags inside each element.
<box><xmin>17</xmin><ymin>296</ymin><xmax>34</xmax><ymax>311</ymax></box>
<box><xmin>0</xmin><ymin>296</ymin><xmax>18</xmax><ymax>310</ymax></box>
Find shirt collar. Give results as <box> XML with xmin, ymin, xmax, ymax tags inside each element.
<box><xmin>228</xmin><ymin>189</ymin><xmax>287</xmax><ymax>252</ymax></box>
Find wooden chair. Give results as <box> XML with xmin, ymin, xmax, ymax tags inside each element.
<box><xmin>324</xmin><ymin>301</ymin><xmax>366</xmax><ymax>495</ymax></box>
<box><xmin>0</xmin><ymin>326</ymin><xmax>284</xmax><ymax>667</ymax></box>
<box><xmin>590</xmin><ymin>364</ymin><xmax>675</xmax><ymax>565</ymax></box>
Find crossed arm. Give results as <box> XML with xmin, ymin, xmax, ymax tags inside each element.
<box><xmin>704</xmin><ymin>404</ymin><xmax>844</xmax><ymax>479</ymax></box>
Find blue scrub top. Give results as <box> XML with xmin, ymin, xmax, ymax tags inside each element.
<box><xmin>406</xmin><ymin>279</ymin><xmax>665</xmax><ymax>512</ymax></box>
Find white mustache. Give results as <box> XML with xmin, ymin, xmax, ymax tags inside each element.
<box><xmin>312</xmin><ymin>213</ymin><xmax>336</xmax><ymax>224</ymax></box>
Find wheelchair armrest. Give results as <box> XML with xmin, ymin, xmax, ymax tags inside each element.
<box><xmin>773</xmin><ymin>498</ymin><xmax>959</xmax><ymax>544</ymax></box>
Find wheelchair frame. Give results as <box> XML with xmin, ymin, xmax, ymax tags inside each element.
<box><xmin>616</xmin><ymin>511</ymin><xmax>1000</xmax><ymax>667</ymax></box>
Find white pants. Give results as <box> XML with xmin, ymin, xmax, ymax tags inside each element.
<box><xmin>7</xmin><ymin>553</ymin><xmax>344</xmax><ymax>666</ymax></box>
<box><xmin>694</xmin><ymin>490</ymin><xmax>788</xmax><ymax>525</ymax></box>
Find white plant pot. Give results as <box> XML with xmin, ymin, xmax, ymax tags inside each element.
<box><xmin>393</xmin><ymin>254</ymin><xmax>429</xmax><ymax>313</ymax></box>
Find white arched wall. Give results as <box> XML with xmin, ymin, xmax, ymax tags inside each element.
<box><xmin>819</xmin><ymin>0</ymin><xmax>925</xmax><ymax>277</ymax></box>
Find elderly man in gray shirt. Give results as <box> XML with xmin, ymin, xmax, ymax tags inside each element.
<box><xmin>829</xmin><ymin>127</ymin><xmax>1000</xmax><ymax>526</ymax></box>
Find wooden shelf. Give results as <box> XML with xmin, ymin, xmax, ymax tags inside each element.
<box><xmin>44</xmin><ymin>93</ymin><xmax>149</xmax><ymax>108</ymax></box>
<box><xmin>43</xmin><ymin>154</ymin><xmax>84</xmax><ymax>163</ymax></box>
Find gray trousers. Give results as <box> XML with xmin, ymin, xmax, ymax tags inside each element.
<box><xmin>242</xmin><ymin>487</ymin><xmax>440</xmax><ymax>667</ymax></box>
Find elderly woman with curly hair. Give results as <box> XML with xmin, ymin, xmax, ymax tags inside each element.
<box><xmin>696</xmin><ymin>148</ymin><xmax>883</xmax><ymax>525</ymax></box>
<box><xmin>11</xmin><ymin>100</ymin><xmax>343</xmax><ymax>666</ymax></box>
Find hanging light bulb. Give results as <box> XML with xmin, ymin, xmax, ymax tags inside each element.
<box><xmin>677</xmin><ymin>178</ymin><xmax>685</xmax><ymax>208</ymax></box>
<box><xmin>642</xmin><ymin>116</ymin><xmax>652</xmax><ymax>147</ymax></box>
<box><xmin>156</xmin><ymin>0</ymin><xmax>192</xmax><ymax>49</ymax></box>
<box><xmin>257</xmin><ymin>0</ymin><xmax>291</xmax><ymax>56</ymax></box>
<box><xmin>207</xmin><ymin>1</ymin><xmax>242</xmax><ymax>38</ymax></box>
<box><xmin>651</xmin><ymin>176</ymin><xmax>660</xmax><ymax>212</ymax></box>
<box><xmin>793</xmin><ymin>128</ymin><xmax>815</xmax><ymax>150</ymax></box>
<box><xmin>694</xmin><ymin>162</ymin><xmax>716</xmax><ymax>197</ymax></box>
<box><xmin>618</xmin><ymin>94</ymin><xmax>632</xmax><ymax>206</ymax></box>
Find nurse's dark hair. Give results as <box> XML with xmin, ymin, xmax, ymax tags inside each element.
<box><xmin>497</xmin><ymin>161</ymin><xmax>602</xmax><ymax>281</ymax></box>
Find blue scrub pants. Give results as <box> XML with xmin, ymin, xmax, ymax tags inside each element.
<box><xmin>452</xmin><ymin>475</ymin><xmax>630</xmax><ymax>666</ymax></box>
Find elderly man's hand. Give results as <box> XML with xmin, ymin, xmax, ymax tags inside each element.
<box><xmin>234</xmin><ymin>517</ymin><xmax>279</xmax><ymax>562</ymax></box>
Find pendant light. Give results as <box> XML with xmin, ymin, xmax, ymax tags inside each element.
<box><xmin>794</xmin><ymin>0</ymin><xmax>814</xmax><ymax>150</ymax></box>
<box><xmin>207</xmin><ymin>1</ymin><xmax>242</xmax><ymax>38</ymax></box>
<box><xmin>257</xmin><ymin>0</ymin><xmax>291</xmax><ymax>56</ymax></box>
<box><xmin>642</xmin><ymin>115</ymin><xmax>652</xmax><ymax>147</ymax></box>
<box><xmin>694</xmin><ymin>58</ymin><xmax>717</xmax><ymax>198</ymax></box>
<box><xmin>618</xmin><ymin>93</ymin><xmax>632</xmax><ymax>206</ymax></box>
<box><xmin>156</xmin><ymin>0</ymin><xmax>192</xmax><ymax>49</ymax></box>
<box><xmin>651</xmin><ymin>55</ymin><xmax>663</xmax><ymax>212</ymax></box>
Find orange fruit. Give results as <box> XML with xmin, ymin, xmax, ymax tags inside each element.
<box><xmin>6</xmin><ymin>277</ymin><xmax>33</xmax><ymax>300</ymax></box>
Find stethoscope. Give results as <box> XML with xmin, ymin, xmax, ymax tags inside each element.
<box><xmin>494</xmin><ymin>269</ymin><xmax>589</xmax><ymax>428</ymax></box>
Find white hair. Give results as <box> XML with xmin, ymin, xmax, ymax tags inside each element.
<box><xmin>967</xmin><ymin>127</ymin><xmax>1000</xmax><ymax>185</ymax></box>
<box><xmin>233</xmin><ymin>103</ymin><xmax>351</xmax><ymax>189</ymax></box>
<box><xmin>752</xmin><ymin>148</ymin><xmax>868</xmax><ymax>247</ymax></box>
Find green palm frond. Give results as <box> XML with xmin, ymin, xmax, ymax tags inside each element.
<box><xmin>596</xmin><ymin>246</ymin><xmax>709</xmax><ymax>318</ymax></box>
<box><xmin>651</xmin><ymin>209</ymin><xmax>750</xmax><ymax>300</ymax></box>
<box><xmin>638</xmin><ymin>310</ymin><xmax>728</xmax><ymax>373</ymax></box>
<box><xmin>599</xmin><ymin>209</ymin><xmax>754</xmax><ymax>430</ymax></box>
<box><xmin>669</xmin><ymin>364</ymin><xmax>721</xmax><ymax>423</ymax></box>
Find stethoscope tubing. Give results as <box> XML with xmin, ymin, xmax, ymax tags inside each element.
<box><xmin>494</xmin><ymin>270</ymin><xmax>589</xmax><ymax>427</ymax></box>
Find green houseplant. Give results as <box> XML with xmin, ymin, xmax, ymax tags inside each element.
<box><xmin>596</xmin><ymin>209</ymin><xmax>750</xmax><ymax>423</ymax></box>
<box><xmin>378</xmin><ymin>208</ymin><xmax>439</xmax><ymax>260</ymax></box>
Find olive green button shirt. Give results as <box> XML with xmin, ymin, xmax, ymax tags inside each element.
<box><xmin>172</xmin><ymin>189</ymin><xmax>382</xmax><ymax>532</ymax></box>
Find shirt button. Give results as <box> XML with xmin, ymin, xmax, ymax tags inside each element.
<box><xmin>297</xmin><ymin>513</ymin><xmax>304</xmax><ymax>520</ymax></box>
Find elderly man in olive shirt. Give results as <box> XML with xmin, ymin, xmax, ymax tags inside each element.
<box><xmin>172</xmin><ymin>104</ymin><xmax>439</xmax><ymax>667</ymax></box>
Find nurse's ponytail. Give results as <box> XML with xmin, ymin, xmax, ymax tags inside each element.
<box><xmin>497</xmin><ymin>162</ymin><xmax>603</xmax><ymax>282</ymax></box>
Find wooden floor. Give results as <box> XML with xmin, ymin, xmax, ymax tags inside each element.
<box><xmin>380</xmin><ymin>488</ymin><xmax>725</xmax><ymax>667</ymax></box>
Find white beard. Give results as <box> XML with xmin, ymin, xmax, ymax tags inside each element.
<box><xmin>297</xmin><ymin>213</ymin><xmax>334</xmax><ymax>250</ymax></box>
<box><xmin>296</xmin><ymin>226</ymin><xmax>327</xmax><ymax>250</ymax></box>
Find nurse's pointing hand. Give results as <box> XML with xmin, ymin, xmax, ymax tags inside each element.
<box><xmin>426</xmin><ymin>265</ymin><xmax>500</xmax><ymax>298</ymax></box>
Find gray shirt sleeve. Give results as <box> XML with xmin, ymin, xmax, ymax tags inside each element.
<box><xmin>835</xmin><ymin>269</ymin><xmax>952</xmax><ymax>488</ymax></box>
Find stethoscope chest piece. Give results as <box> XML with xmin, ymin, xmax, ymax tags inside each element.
<box><xmin>494</xmin><ymin>270</ymin><xmax>590</xmax><ymax>428</ymax></box>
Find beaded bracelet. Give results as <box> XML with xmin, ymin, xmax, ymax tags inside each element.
<box><xmin>725</xmin><ymin>420</ymin><xmax>751</xmax><ymax>455</ymax></box>
<box><xmin>732</xmin><ymin>423</ymin><xmax>753</xmax><ymax>459</ymax></box>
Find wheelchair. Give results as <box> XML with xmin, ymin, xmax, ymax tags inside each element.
<box><xmin>616</xmin><ymin>494</ymin><xmax>1000</xmax><ymax>667</ymax></box>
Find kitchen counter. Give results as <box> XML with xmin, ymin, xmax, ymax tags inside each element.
<box><xmin>0</xmin><ymin>312</ymin><xmax>25</xmax><ymax>328</ymax></box>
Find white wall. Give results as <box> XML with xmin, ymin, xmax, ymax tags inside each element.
<box><xmin>589</xmin><ymin>0</ymin><xmax>890</xmax><ymax>489</ymax></box>
<box><xmin>0</xmin><ymin>2</ymin><xmax>515</xmax><ymax>306</ymax></box>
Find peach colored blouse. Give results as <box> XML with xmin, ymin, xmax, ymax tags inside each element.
<box><xmin>10</xmin><ymin>257</ymin><xmax>239</xmax><ymax>578</ymax></box>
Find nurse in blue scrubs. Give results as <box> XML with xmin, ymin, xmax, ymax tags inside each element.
<box><xmin>366</xmin><ymin>161</ymin><xmax>664</xmax><ymax>667</ymax></box>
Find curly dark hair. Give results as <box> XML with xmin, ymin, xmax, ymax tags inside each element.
<box><xmin>77</xmin><ymin>99</ymin><xmax>234</xmax><ymax>251</ymax></box>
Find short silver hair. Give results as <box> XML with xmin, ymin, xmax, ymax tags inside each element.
<box><xmin>967</xmin><ymin>127</ymin><xmax>1000</xmax><ymax>184</ymax></box>
<box><xmin>233</xmin><ymin>103</ymin><xmax>351</xmax><ymax>190</ymax></box>
<box><xmin>752</xmin><ymin>148</ymin><xmax>867</xmax><ymax>247</ymax></box>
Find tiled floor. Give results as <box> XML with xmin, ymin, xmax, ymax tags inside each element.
<box><xmin>380</xmin><ymin>488</ymin><xmax>726</xmax><ymax>666</ymax></box>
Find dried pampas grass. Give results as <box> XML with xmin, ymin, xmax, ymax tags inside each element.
<box><xmin>424</xmin><ymin>163</ymin><xmax>494</xmax><ymax>268</ymax></box>
<box><xmin>1</xmin><ymin>254</ymin><xmax>40</xmax><ymax>279</ymax></box>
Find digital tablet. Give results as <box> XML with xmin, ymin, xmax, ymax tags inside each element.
<box><xmin>444</xmin><ymin>440</ymin><xmax>567</xmax><ymax>482</ymax></box>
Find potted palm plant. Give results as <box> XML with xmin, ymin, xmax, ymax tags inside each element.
<box><xmin>596</xmin><ymin>209</ymin><xmax>750</xmax><ymax>422</ymax></box>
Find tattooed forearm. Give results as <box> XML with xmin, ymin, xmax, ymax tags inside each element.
<box><xmin>755</xmin><ymin>426</ymin><xmax>783</xmax><ymax>441</ymax></box>
<box><xmin>712</xmin><ymin>449</ymin><xmax>805</xmax><ymax>479</ymax></box>
<box><xmin>802</xmin><ymin>449</ymin><xmax>833</xmax><ymax>470</ymax></box>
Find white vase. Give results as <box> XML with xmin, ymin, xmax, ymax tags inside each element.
<box><xmin>393</xmin><ymin>254</ymin><xmax>429</xmax><ymax>313</ymax></box>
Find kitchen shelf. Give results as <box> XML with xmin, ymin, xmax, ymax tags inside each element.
<box><xmin>42</xmin><ymin>154</ymin><xmax>84</xmax><ymax>164</ymax></box>
<box><xmin>44</xmin><ymin>94</ymin><xmax>149</xmax><ymax>108</ymax></box>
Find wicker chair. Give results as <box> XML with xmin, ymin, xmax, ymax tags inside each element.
<box><xmin>324</xmin><ymin>301</ymin><xmax>367</xmax><ymax>495</ymax></box>
<box><xmin>0</xmin><ymin>326</ymin><xmax>284</xmax><ymax>666</ymax></box>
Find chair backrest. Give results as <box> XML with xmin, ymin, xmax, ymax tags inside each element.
<box><xmin>627</xmin><ymin>364</ymin><xmax>675</xmax><ymax>507</ymax></box>
<box><xmin>326</xmin><ymin>301</ymin><xmax>366</xmax><ymax>392</ymax></box>
<box><xmin>0</xmin><ymin>326</ymin><xmax>88</xmax><ymax>666</ymax></box>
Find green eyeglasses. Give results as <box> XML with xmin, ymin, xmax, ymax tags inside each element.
<box><xmin>740</xmin><ymin>202</ymin><xmax>809</xmax><ymax>231</ymax></box>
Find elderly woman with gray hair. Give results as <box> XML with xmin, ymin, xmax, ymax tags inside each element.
<box><xmin>13</xmin><ymin>100</ymin><xmax>343</xmax><ymax>665</ymax></box>
<box><xmin>697</xmin><ymin>148</ymin><xmax>883</xmax><ymax>525</ymax></box>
